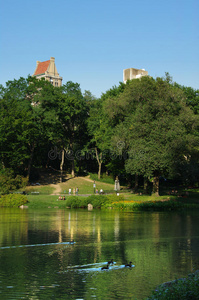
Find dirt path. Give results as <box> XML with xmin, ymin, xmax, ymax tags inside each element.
<box><xmin>50</xmin><ymin>183</ymin><xmax>62</xmax><ymax>195</ymax></box>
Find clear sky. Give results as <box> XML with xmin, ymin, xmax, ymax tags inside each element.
<box><xmin>0</xmin><ymin>0</ymin><xmax>198</xmax><ymax>98</ymax></box>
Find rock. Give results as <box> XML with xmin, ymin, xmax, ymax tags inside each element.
<box><xmin>88</xmin><ymin>203</ymin><xmax>93</xmax><ymax>210</ymax></box>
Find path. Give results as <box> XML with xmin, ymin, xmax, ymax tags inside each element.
<box><xmin>50</xmin><ymin>183</ymin><xmax>62</xmax><ymax>195</ymax></box>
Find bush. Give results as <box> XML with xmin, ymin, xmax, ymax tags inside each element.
<box><xmin>147</xmin><ymin>270</ymin><xmax>199</xmax><ymax>299</ymax></box>
<box><xmin>86</xmin><ymin>195</ymin><xmax>111</xmax><ymax>208</ymax></box>
<box><xmin>0</xmin><ymin>168</ymin><xmax>28</xmax><ymax>195</ymax></box>
<box><xmin>65</xmin><ymin>196</ymin><xmax>88</xmax><ymax>208</ymax></box>
<box><xmin>0</xmin><ymin>194</ymin><xmax>28</xmax><ymax>207</ymax></box>
<box><xmin>110</xmin><ymin>199</ymin><xmax>185</xmax><ymax>211</ymax></box>
<box><xmin>65</xmin><ymin>195</ymin><xmax>112</xmax><ymax>209</ymax></box>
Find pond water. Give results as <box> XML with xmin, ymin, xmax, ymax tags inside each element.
<box><xmin>0</xmin><ymin>208</ymin><xmax>199</xmax><ymax>299</ymax></box>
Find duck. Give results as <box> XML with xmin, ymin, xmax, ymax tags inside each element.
<box><xmin>101</xmin><ymin>264</ymin><xmax>109</xmax><ymax>270</ymax></box>
<box><xmin>108</xmin><ymin>259</ymin><xmax>114</xmax><ymax>265</ymax></box>
<box><xmin>125</xmin><ymin>261</ymin><xmax>133</xmax><ymax>267</ymax></box>
<box><xmin>69</xmin><ymin>240</ymin><xmax>74</xmax><ymax>244</ymax></box>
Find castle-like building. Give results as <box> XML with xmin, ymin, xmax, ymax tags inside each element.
<box><xmin>33</xmin><ymin>57</ymin><xmax>62</xmax><ymax>87</ymax></box>
<box><xmin>123</xmin><ymin>68</ymin><xmax>148</xmax><ymax>83</ymax></box>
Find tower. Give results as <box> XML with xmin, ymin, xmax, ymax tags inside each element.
<box><xmin>123</xmin><ymin>68</ymin><xmax>148</xmax><ymax>83</ymax></box>
<box><xmin>33</xmin><ymin>57</ymin><xmax>62</xmax><ymax>87</ymax></box>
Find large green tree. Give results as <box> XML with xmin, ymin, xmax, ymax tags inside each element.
<box><xmin>105</xmin><ymin>76</ymin><xmax>199</xmax><ymax>195</ymax></box>
<box><xmin>0</xmin><ymin>77</ymin><xmax>59</xmax><ymax>180</ymax></box>
<box><xmin>37</xmin><ymin>81</ymin><xmax>89</xmax><ymax>178</ymax></box>
<box><xmin>87</xmin><ymin>82</ymin><xmax>126</xmax><ymax>179</ymax></box>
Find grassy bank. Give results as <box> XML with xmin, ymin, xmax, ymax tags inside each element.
<box><xmin>24</xmin><ymin>193</ymin><xmax>199</xmax><ymax>211</ymax></box>
<box><xmin>4</xmin><ymin>175</ymin><xmax>199</xmax><ymax>210</ymax></box>
<box><xmin>146</xmin><ymin>270</ymin><xmax>199</xmax><ymax>299</ymax></box>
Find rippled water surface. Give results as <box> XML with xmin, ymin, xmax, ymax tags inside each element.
<box><xmin>0</xmin><ymin>208</ymin><xmax>199</xmax><ymax>299</ymax></box>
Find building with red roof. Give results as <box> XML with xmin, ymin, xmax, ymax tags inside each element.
<box><xmin>33</xmin><ymin>57</ymin><xmax>62</xmax><ymax>87</ymax></box>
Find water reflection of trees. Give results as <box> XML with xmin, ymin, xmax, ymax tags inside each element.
<box><xmin>0</xmin><ymin>209</ymin><xmax>199</xmax><ymax>299</ymax></box>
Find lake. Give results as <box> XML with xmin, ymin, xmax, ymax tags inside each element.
<box><xmin>0</xmin><ymin>208</ymin><xmax>199</xmax><ymax>299</ymax></box>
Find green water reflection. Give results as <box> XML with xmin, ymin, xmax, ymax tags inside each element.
<box><xmin>0</xmin><ymin>208</ymin><xmax>199</xmax><ymax>299</ymax></box>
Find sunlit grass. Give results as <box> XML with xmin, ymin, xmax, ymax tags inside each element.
<box><xmin>59</xmin><ymin>177</ymin><xmax>114</xmax><ymax>195</ymax></box>
<box><xmin>20</xmin><ymin>185</ymin><xmax>55</xmax><ymax>195</ymax></box>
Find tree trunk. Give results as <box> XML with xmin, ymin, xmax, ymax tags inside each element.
<box><xmin>98</xmin><ymin>162</ymin><xmax>102</xmax><ymax>180</ymax></box>
<box><xmin>60</xmin><ymin>149</ymin><xmax>65</xmax><ymax>182</ymax></box>
<box><xmin>95</xmin><ymin>148</ymin><xmax>102</xmax><ymax>180</ymax></box>
<box><xmin>152</xmin><ymin>175</ymin><xmax>159</xmax><ymax>196</ymax></box>
<box><xmin>27</xmin><ymin>143</ymin><xmax>35</xmax><ymax>181</ymax></box>
<box><xmin>143</xmin><ymin>177</ymin><xmax>149</xmax><ymax>194</ymax></box>
<box><xmin>134</xmin><ymin>174</ymin><xmax>139</xmax><ymax>191</ymax></box>
<box><xmin>71</xmin><ymin>160</ymin><xmax>75</xmax><ymax>177</ymax></box>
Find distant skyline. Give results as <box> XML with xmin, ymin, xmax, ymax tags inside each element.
<box><xmin>0</xmin><ymin>0</ymin><xmax>198</xmax><ymax>98</ymax></box>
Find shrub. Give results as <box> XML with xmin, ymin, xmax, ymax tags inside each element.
<box><xmin>147</xmin><ymin>270</ymin><xmax>199</xmax><ymax>299</ymax></box>
<box><xmin>110</xmin><ymin>199</ymin><xmax>185</xmax><ymax>211</ymax></box>
<box><xmin>86</xmin><ymin>195</ymin><xmax>111</xmax><ymax>208</ymax></box>
<box><xmin>65</xmin><ymin>195</ymin><xmax>112</xmax><ymax>209</ymax></box>
<box><xmin>65</xmin><ymin>196</ymin><xmax>87</xmax><ymax>208</ymax></box>
<box><xmin>0</xmin><ymin>168</ymin><xmax>28</xmax><ymax>195</ymax></box>
<box><xmin>0</xmin><ymin>194</ymin><xmax>28</xmax><ymax>207</ymax></box>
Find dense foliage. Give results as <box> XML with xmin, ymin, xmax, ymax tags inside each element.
<box><xmin>0</xmin><ymin>168</ymin><xmax>28</xmax><ymax>195</ymax></box>
<box><xmin>0</xmin><ymin>194</ymin><xmax>28</xmax><ymax>207</ymax></box>
<box><xmin>147</xmin><ymin>270</ymin><xmax>199</xmax><ymax>300</ymax></box>
<box><xmin>0</xmin><ymin>74</ymin><xmax>199</xmax><ymax>195</ymax></box>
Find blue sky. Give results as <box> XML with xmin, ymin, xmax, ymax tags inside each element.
<box><xmin>0</xmin><ymin>0</ymin><xmax>198</xmax><ymax>98</ymax></box>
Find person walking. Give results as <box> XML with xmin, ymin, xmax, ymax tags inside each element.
<box><xmin>76</xmin><ymin>187</ymin><xmax>79</xmax><ymax>195</ymax></box>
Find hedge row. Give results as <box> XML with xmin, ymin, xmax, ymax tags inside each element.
<box><xmin>110</xmin><ymin>199</ymin><xmax>187</xmax><ymax>211</ymax></box>
<box><xmin>64</xmin><ymin>196</ymin><xmax>188</xmax><ymax>211</ymax></box>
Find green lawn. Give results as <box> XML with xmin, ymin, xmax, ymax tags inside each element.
<box><xmin>17</xmin><ymin>175</ymin><xmax>199</xmax><ymax>210</ymax></box>
<box><xmin>60</xmin><ymin>177</ymin><xmax>114</xmax><ymax>194</ymax></box>
<box><xmin>22</xmin><ymin>176</ymin><xmax>115</xmax><ymax>195</ymax></box>
<box><xmin>26</xmin><ymin>195</ymin><xmax>69</xmax><ymax>208</ymax></box>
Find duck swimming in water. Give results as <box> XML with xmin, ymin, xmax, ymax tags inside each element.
<box><xmin>108</xmin><ymin>259</ymin><xmax>114</xmax><ymax>265</ymax></box>
<box><xmin>69</xmin><ymin>240</ymin><xmax>74</xmax><ymax>244</ymax></box>
<box><xmin>101</xmin><ymin>264</ymin><xmax>109</xmax><ymax>270</ymax></box>
<box><xmin>125</xmin><ymin>261</ymin><xmax>133</xmax><ymax>267</ymax></box>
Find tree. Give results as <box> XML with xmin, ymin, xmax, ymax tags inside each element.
<box><xmin>0</xmin><ymin>77</ymin><xmax>56</xmax><ymax>180</ymax></box>
<box><xmin>174</xmin><ymin>83</ymin><xmax>199</xmax><ymax>114</ymax></box>
<box><xmin>0</xmin><ymin>168</ymin><xmax>28</xmax><ymax>195</ymax></box>
<box><xmin>86</xmin><ymin>82</ymin><xmax>127</xmax><ymax>180</ymax></box>
<box><xmin>106</xmin><ymin>76</ymin><xmax>199</xmax><ymax>195</ymax></box>
<box><xmin>38</xmin><ymin>81</ymin><xmax>89</xmax><ymax>178</ymax></box>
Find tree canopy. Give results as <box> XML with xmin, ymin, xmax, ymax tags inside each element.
<box><xmin>0</xmin><ymin>74</ymin><xmax>199</xmax><ymax>195</ymax></box>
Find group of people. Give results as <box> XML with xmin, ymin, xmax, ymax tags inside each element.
<box><xmin>95</xmin><ymin>188</ymin><xmax>104</xmax><ymax>194</ymax></box>
<box><xmin>68</xmin><ymin>187</ymin><xmax>79</xmax><ymax>195</ymax></box>
<box><xmin>58</xmin><ymin>196</ymin><xmax>65</xmax><ymax>200</ymax></box>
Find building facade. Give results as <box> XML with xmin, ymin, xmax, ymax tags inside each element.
<box><xmin>123</xmin><ymin>68</ymin><xmax>148</xmax><ymax>83</ymax></box>
<box><xmin>33</xmin><ymin>57</ymin><xmax>62</xmax><ymax>87</ymax></box>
